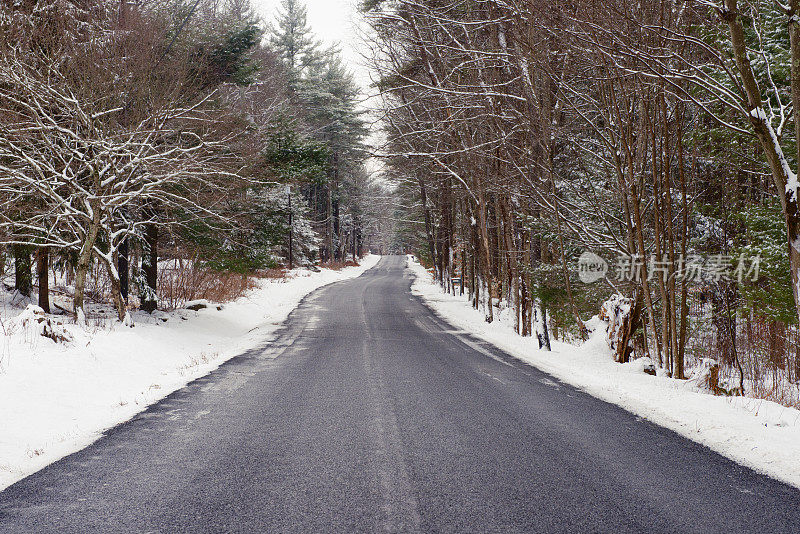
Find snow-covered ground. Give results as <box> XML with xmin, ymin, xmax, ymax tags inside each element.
<box><xmin>407</xmin><ymin>256</ymin><xmax>800</xmax><ymax>489</ymax></box>
<box><xmin>0</xmin><ymin>254</ymin><xmax>380</xmax><ymax>491</ymax></box>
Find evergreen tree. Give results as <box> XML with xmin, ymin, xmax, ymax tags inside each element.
<box><xmin>269</xmin><ymin>0</ymin><xmax>319</xmax><ymax>88</ymax></box>
<box><xmin>268</xmin><ymin>4</ymin><xmax>370</xmax><ymax>261</ymax></box>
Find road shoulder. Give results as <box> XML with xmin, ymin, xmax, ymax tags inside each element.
<box><xmin>0</xmin><ymin>255</ymin><xmax>381</xmax><ymax>491</ymax></box>
<box><xmin>406</xmin><ymin>255</ymin><xmax>800</xmax><ymax>490</ymax></box>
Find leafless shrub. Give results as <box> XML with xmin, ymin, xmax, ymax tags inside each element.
<box><xmin>157</xmin><ymin>259</ymin><xmax>258</xmax><ymax>310</ymax></box>
<box><xmin>318</xmin><ymin>260</ymin><xmax>359</xmax><ymax>271</ymax></box>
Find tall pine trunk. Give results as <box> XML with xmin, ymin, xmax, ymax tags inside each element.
<box><xmin>418</xmin><ymin>173</ymin><xmax>438</xmax><ymax>279</ymax></box>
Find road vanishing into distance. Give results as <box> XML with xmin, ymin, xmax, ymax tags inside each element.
<box><xmin>1</xmin><ymin>255</ymin><xmax>799</xmax><ymax>533</ymax></box>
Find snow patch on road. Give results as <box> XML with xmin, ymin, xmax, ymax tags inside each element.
<box><xmin>0</xmin><ymin>254</ymin><xmax>380</xmax><ymax>490</ymax></box>
<box><xmin>407</xmin><ymin>256</ymin><xmax>800</xmax><ymax>489</ymax></box>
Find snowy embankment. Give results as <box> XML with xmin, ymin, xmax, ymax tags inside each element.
<box><xmin>0</xmin><ymin>255</ymin><xmax>380</xmax><ymax>491</ymax></box>
<box><xmin>407</xmin><ymin>256</ymin><xmax>800</xmax><ymax>489</ymax></box>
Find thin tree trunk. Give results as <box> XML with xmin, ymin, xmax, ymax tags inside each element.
<box><xmin>118</xmin><ymin>237</ymin><xmax>129</xmax><ymax>303</ymax></box>
<box><xmin>475</xmin><ymin>178</ymin><xmax>494</xmax><ymax>322</ymax></box>
<box><xmin>141</xmin><ymin>222</ymin><xmax>158</xmax><ymax>313</ymax></box>
<box><xmin>104</xmin><ymin>253</ymin><xmax>128</xmax><ymax>323</ymax></box>
<box><xmin>418</xmin><ymin>174</ymin><xmax>438</xmax><ymax>278</ymax></box>
<box><xmin>74</xmin><ymin>202</ymin><xmax>102</xmax><ymax>322</ymax></box>
<box><xmin>36</xmin><ymin>247</ymin><xmax>50</xmax><ymax>313</ymax></box>
<box><xmin>538</xmin><ymin>301</ymin><xmax>552</xmax><ymax>351</ymax></box>
<box><xmin>675</xmin><ymin>113</ymin><xmax>691</xmax><ymax>379</ymax></box>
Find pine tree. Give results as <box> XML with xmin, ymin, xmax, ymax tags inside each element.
<box><xmin>269</xmin><ymin>0</ymin><xmax>319</xmax><ymax>88</ymax></box>
<box><xmin>268</xmin><ymin>4</ymin><xmax>369</xmax><ymax>261</ymax></box>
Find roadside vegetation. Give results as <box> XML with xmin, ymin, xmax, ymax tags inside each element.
<box><xmin>0</xmin><ymin>0</ymin><xmax>393</xmax><ymax>326</ymax></box>
<box><xmin>366</xmin><ymin>0</ymin><xmax>800</xmax><ymax>407</ymax></box>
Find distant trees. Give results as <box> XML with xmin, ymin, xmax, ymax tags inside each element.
<box><xmin>269</xmin><ymin>0</ymin><xmax>370</xmax><ymax>262</ymax></box>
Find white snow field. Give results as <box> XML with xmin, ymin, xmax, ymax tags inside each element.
<box><xmin>407</xmin><ymin>256</ymin><xmax>800</xmax><ymax>489</ymax></box>
<box><xmin>0</xmin><ymin>255</ymin><xmax>380</xmax><ymax>490</ymax></box>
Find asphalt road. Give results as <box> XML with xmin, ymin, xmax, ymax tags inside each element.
<box><xmin>1</xmin><ymin>255</ymin><xmax>799</xmax><ymax>533</ymax></box>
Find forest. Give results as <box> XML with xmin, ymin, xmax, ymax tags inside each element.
<box><xmin>5</xmin><ymin>0</ymin><xmax>800</xmax><ymax>408</ymax></box>
<box><xmin>365</xmin><ymin>0</ymin><xmax>800</xmax><ymax>405</ymax></box>
<box><xmin>0</xmin><ymin>0</ymin><xmax>393</xmax><ymax>325</ymax></box>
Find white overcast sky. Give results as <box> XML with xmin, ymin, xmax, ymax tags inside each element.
<box><xmin>252</xmin><ymin>0</ymin><xmax>375</xmax><ymax>98</ymax></box>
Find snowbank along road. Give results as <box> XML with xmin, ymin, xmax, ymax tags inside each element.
<box><xmin>0</xmin><ymin>255</ymin><xmax>799</xmax><ymax>533</ymax></box>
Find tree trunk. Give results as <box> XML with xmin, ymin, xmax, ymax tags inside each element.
<box><xmin>105</xmin><ymin>253</ymin><xmax>129</xmax><ymax>323</ymax></box>
<box><xmin>675</xmin><ymin>115</ymin><xmax>690</xmax><ymax>379</ymax></box>
<box><xmin>141</xmin><ymin>222</ymin><xmax>158</xmax><ymax>313</ymax></box>
<box><xmin>475</xmin><ymin>178</ymin><xmax>493</xmax><ymax>322</ymax></box>
<box><xmin>36</xmin><ymin>247</ymin><xmax>50</xmax><ymax>313</ymax></box>
<box><xmin>537</xmin><ymin>301</ymin><xmax>552</xmax><ymax>351</ymax></box>
<box><xmin>710</xmin><ymin>283</ymin><xmax>736</xmax><ymax>367</ymax></box>
<box><xmin>326</xmin><ymin>156</ymin><xmax>337</xmax><ymax>262</ymax></box>
<box><xmin>727</xmin><ymin>0</ymin><xmax>800</xmax><ymax>331</ymax></box>
<box><xmin>419</xmin><ymin>172</ymin><xmax>436</xmax><ymax>270</ymax></box>
<box><xmin>531</xmin><ymin>229</ymin><xmax>551</xmax><ymax>351</ymax></box>
<box><xmin>13</xmin><ymin>244</ymin><xmax>32</xmax><ymax>297</ymax></box>
<box><xmin>521</xmin><ymin>228</ymin><xmax>532</xmax><ymax>337</ymax></box>
<box><xmin>118</xmin><ymin>237</ymin><xmax>129</xmax><ymax>303</ymax></box>
<box><xmin>618</xmin><ymin>292</ymin><xmax>643</xmax><ymax>364</ymax></box>
<box><xmin>74</xmin><ymin>210</ymin><xmax>102</xmax><ymax>322</ymax></box>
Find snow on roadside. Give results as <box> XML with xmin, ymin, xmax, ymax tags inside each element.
<box><xmin>0</xmin><ymin>254</ymin><xmax>380</xmax><ymax>491</ymax></box>
<box><xmin>407</xmin><ymin>256</ymin><xmax>800</xmax><ymax>489</ymax></box>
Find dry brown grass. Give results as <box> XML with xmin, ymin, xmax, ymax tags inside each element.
<box><xmin>318</xmin><ymin>260</ymin><xmax>359</xmax><ymax>271</ymax></box>
<box><xmin>254</xmin><ymin>267</ymin><xmax>289</xmax><ymax>280</ymax></box>
<box><xmin>158</xmin><ymin>262</ymin><xmax>259</xmax><ymax>310</ymax></box>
